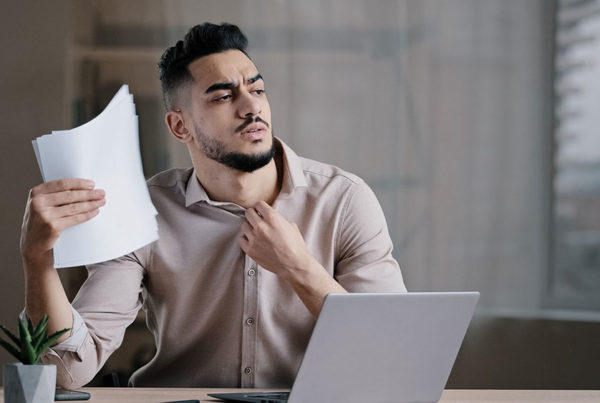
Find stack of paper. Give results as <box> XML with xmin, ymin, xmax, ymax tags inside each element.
<box><xmin>32</xmin><ymin>85</ymin><xmax>158</xmax><ymax>268</ymax></box>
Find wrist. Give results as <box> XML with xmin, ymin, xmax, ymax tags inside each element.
<box><xmin>22</xmin><ymin>250</ymin><xmax>53</xmax><ymax>274</ymax></box>
<box><xmin>282</xmin><ymin>253</ymin><xmax>322</xmax><ymax>287</ymax></box>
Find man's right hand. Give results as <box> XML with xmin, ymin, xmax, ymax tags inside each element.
<box><xmin>21</xmin><ymin>178</ymin><xmax>105</xmax><ymax>268</ymax></box>
<box><xmin>21</xmin><ymin>178</ymin><xmax>105</xmax><ymax>339</ymax></box>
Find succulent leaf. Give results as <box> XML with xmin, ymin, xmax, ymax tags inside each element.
<box><xmin>37</xmin><ymin>328</ymin><xmax>70</xmax><ymax>358</ymax></box>
<box><xmin>32</xmin><ymin>315</ymin><xmax>49</xmax><ymax>340</ymax></box>
<box><xmin>27</xmin><ymin>317</ymin><xmax>34</xmax><ymax>334</ymax></box>
<box><xmin>0</xmin><ymin>324</ymin><xmax>20</xmax><ymax>347</ymax></box>
<box><xmin>0</xmin><ymin>337</ymin><xmax>21</xmax><ymax>361</ymax></box>
<box><xmin>18</xmin><ymin>317</ymin><xmax>37</xmax><ymax>364</ymax></box>
<box><xmin>32</xmin><ymin>329</ymin><xmax>47</xmax><ymax>353</ymax></box>
<box><xmin>0</xmin><ymin>316</ymin><xmax>71</xmax><ymax>365</ymax></box>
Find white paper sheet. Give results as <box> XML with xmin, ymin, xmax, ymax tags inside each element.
<box><xmin>32</xmin><ymin>85</ymin><xmax>158</xmax><ymax>268</ymax></box>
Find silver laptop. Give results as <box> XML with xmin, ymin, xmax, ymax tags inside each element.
<box><xmin>209</xmin><ymin>292</ymin><xmax>479</xmax><ymax>403</ymax></box>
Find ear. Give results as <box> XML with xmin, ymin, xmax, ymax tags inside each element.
<box><xmin>165</xmin><ymin>110</ymin><xmax>193</xmax><ymax>143</ymax></box>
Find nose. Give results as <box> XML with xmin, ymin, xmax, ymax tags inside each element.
<box><xmin>237</xmin><ymin>91</ymin><xmax>262</xmax><ymax>118</ymax></box>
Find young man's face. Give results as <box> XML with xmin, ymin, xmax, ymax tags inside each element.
<box><xmin>182</xmin><ymin>49</ymin><xmax>274</xmax><ymax>172</ymax></box>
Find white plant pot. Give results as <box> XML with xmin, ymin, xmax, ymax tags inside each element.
<box><xmin>2</xmin><ymin>362</ymin><xmax>56</xmax><ymax>403</ymax></box>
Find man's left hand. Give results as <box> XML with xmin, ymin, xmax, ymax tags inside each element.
<box><xmin>240</xmin><ymin>201</ymin><xmax>347</xmax><ymax>317</ymax></box>
<box><xmin>239</xmin><ymin>201</ymin><xmax>313</xmax><ymax>280</ymax></box>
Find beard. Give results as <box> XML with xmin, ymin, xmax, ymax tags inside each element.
<box><xmin>193</xmin><ymin>123</ymin><xmax>276</xmax><ymax>173</ymax></box>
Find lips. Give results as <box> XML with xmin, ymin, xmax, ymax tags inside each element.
<box><xmin>240</xmin><ymin>123</ymin><xmax>267</xmax><ymax>140</ymax></box>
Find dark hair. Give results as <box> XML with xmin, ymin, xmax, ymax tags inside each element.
<box><xmin>158</xmin><ymin>22</ymin><xmax>249</xmax><ymax>110</ymax></box>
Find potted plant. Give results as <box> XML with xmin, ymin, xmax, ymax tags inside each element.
<box><xmin>0</xmin><ymin>315</ymin><xmax>69</xmax><ymax>403</ymax></box>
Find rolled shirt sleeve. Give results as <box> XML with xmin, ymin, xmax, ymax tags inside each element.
<box><xmin>334</xmin><ymin>180</ymin><xmax>407</xmax><ymax>293</ymax></box>
<box><xmin>39</xmin><ymin>253</ymin><xmax>145</xmax><ymax>389</ymax></box>
<box><xmin>19</xmin><ymin>307</ymin><xmax>87</xmax><ymax>353</ymax></box>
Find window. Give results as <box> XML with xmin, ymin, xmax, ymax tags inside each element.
<box><xmin>551</xmin><ymin>0</ymin><xmax>600</xmax><ymax>309</ymax></box>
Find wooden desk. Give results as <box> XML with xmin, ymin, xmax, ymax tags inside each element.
<box><xmin>1</xmin><ymin>388</ymin><xmax>599</xmax><ymax>402</ymax></box>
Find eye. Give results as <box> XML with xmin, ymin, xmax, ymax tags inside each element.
<box><xmin>253</xmin><ymin>89</ymin><xmax>265</xmax><ymax>95</ymax></box>
<box><xmin>213</xmin><ymin>94</ymin><xmax>232</xmax><ymax>102</ymax></box>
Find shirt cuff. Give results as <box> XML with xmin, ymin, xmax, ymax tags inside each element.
<box><xmin>19</xmin><ymin>307</ymin><xmax>88</xmax><ymax>354</ymax></box>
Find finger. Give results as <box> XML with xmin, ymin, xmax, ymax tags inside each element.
<box><xmin>239</xmin><ymin>235</ymin><xmax>250</xmax><ymax>253</ymax></box>
<box><xmin>253</xmin><ymin>201</ymin><xmax>274</xmax><ymax>221</ymax></box>
<box><xmin>241</xmin><ymin>221</ymin><xmax>254</xmax><ymax>237</ymax></box>
<box><xmin>245</xmin><ymin>207</ymin><xmax>263</xmax><ymax>228</ymax></box>
<box><xmin>52</xmin><ymin>208</ymin><xmax>101</xmax><ymax>232</ymax></box>
<box><xmin>49</xmin><ymin>199</ymin><xmax>106</xmax><ymax>220</ymax></box>
<box><xmin>31</xmin><ymin>178</ymin><xmax>95</xmax><ymax>197</ymax></box>
<box><xmin>39</xmin><ymin>189</ymin><xmax>105</xmax><ymax>208</ymax></box>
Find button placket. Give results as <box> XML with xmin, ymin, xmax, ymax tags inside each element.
<box><xmin>241</xmin><ymin>256</ymin><xmax>258</xmax><ymax>387</ymax></box>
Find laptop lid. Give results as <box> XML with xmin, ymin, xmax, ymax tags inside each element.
<box><xmin>209</xmin><ymin>292</ymin><xmax>479</xmax><ymax>403</ymax></box>
<box><xmin>287</xmin><ymin>292</ymin><xmax>479</xmax><ymax>403</ymax></box>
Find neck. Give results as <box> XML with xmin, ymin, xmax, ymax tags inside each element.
<box><xmin>191</xmin><ymin>147</ymin><xmax>283</xmax><ymax>209</ymax></box>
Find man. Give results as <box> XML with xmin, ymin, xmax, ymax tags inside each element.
<box><xmin>20</xmin><ymin>23</ymin><xmax>406</xmax><ymax>389</ymax></box>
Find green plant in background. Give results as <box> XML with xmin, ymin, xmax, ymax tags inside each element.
<box><xmin>0</xmin><ymin>315</ymin><xmax>70</xmax><ymax>365</ymax></box>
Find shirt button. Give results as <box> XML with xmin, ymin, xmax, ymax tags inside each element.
<box><xmin>248</xmin><ymin>269</ymin><xmax>256</xmax><ymax>277</ymax></box>
<box><xmin>244</xmin><ymin>367</ymin><xmax>253</xmax><ymax>375</ymax></box>
<box><xmin>246</xmin><ymin>317</ymin><xmax>255</xmax><ymax>326</ymax></box>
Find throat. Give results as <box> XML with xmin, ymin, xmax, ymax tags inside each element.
<box><xmin>199</xmin><ymin>155</ymin><xmax>282</xmax><ymax>208</ymax></box>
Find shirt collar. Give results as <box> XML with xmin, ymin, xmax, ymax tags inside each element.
<box><xmin>184</xmin><ymin>137</ymin><xmax>307</xmax><ymax>208</ymax></box>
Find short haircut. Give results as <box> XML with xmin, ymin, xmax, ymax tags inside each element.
<box><xmin>158</xmin><ymin>22</ymin><xmax>249</xmax><ymax>110</ymax></box>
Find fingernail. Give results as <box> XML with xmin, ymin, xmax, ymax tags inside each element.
<box><xmin>96</xmin><ymin>189</ymin><xmax>105</xmax><ymax>196</ymax></box>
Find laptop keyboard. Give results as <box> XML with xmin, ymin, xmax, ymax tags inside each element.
<box><xmin>247</xmin><ymin>392</ymin><xmax>290</xmax><ymax>402</ymax></box>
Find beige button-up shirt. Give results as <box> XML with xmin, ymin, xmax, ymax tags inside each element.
<box><xmin>43</xmin><ymin>139</ymin><xmax>406</xmax><ymax>389</ymax></box>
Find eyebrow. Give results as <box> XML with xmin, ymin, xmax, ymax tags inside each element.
<box><xmin>204</xmin><ymin>73</ymin><xmax>263</xmax><ymax>94</ymax></box>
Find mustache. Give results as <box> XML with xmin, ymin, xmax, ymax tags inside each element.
<box><xmin>235</xmin><ymin>116</ymin><xmax>270</xmax><ymax>133</ymax></box>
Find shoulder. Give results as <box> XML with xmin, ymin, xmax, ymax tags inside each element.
<box><xmin>146</xmin><ymin>167</ymin><xmax>194</xmax><ymax>191</ymax></box>
<box><xmin>144</xmin><ymin>168</ymin><xmax>194</xmax><ymax>207</ymax></box>
<box><xmin>292</xmin><ymin>154</ymin><xmax>376</xmax><ymax>218</ymax></box>
<box><xmin>298</xmin><ymin>157</ymin><xmax>383</xmax><ymax>221</ymax></box>
<box><xmin>299</xmin><ymin>155</ymin><xmax>364</xmax><ymax>190</ymax></box>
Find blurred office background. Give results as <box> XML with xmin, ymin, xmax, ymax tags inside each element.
<box><xmin>1</xmin><ymin>0</ymin><xmax>599</xmax><ymax>389</ymax></box>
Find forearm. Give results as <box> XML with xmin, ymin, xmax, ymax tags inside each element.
<box><xmin>20</xmin><ymin>178</ymin><xmax>106</xmax><ymax>344</ymax></box>
<box><xmin>39</xmin><ymin>259</ymin><xmax>144</xmax><ymax>389</ymax></box>
<box><xmin>283</xmin><ymin>255</ymin><xmax>347</xmax><ymax>318</ymax></box>
<box><xmin>23</xmin><ymin>253</ymin><xmax>73</xmax><ymax>343</ymax></box>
